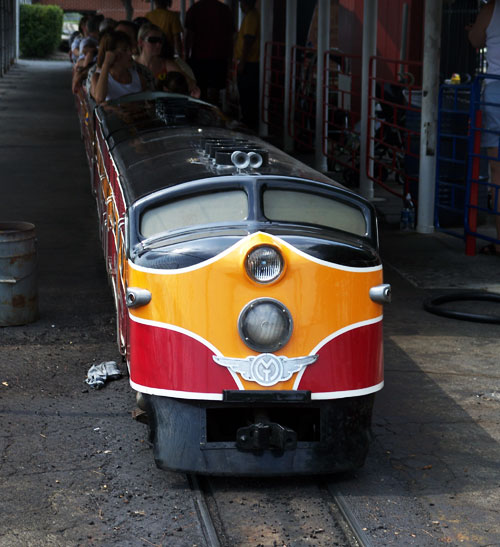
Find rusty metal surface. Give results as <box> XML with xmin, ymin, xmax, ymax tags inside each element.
<box><xmin>0</xmin><ymin>221</ymin><xmax>38</xmax><ymax>326</ymax></box>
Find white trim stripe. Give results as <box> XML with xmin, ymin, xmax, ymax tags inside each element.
<box><xmin>129</xmin><ymin>312</ymin><xmax>222</xmax><ymax>354</ymax></box>
<box><xmin>277</xmin><ymin>237</ymin><xmax>382</xmax><ymax>272</ymax></box>
<box><xmin>129</xmin><ymin>313</ymin><xmax>244</xmax><ymax>390</ymax></box>
<box><xmin>129</xmin><ymin>232</ymin><xmax>382</xmax><ymax>275</ymax></box>
<box><xmin>129</xmin><ymin>235</ymin><xmax>246</xmax><ymax>274</ymax></box>
<box><xmin>130</xmin><ymin>379</ymin><xmax>383</xmax><ymax>401</ymax></box>
<box><xmin>130</xmin><ymin>379</ymin><xmax>224</xmax><ymax>400</ymax></box>
<box><xmin>310</xmin><ymin>315</ymin><xmax>383</xmax><ymax>355</ymax></box>
<box><xmin>311</xmin><ymin>381</ymin><xmax>384</xmax><ymax>400</ymax></box>
<box><xmin>293</xmin><ymin>315</ymin><xmax>383</xmax><ymax>389</ymax></box>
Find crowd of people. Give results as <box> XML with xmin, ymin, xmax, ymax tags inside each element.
<box><xmin>70</xmin><ymin>0</ymin><xmax>260</xmax><ymax>131</ymax></box>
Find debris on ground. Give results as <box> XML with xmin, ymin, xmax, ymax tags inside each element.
<box><xmin>85</xmin><ymin>361</ymin><xmax>122</xmax><ymax>389</ymax></box>
<box><xmin>132</xmin><ymin>407</ymin><xmax>148</xmax><ymax>424</ymax></box>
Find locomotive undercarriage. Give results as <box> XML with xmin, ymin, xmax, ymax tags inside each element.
<box><xmin>143</xmin><ymin>393</ymin><xmax>374</xmax><ymax>476</ymax></box>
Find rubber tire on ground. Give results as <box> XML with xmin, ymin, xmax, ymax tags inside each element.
<box><xmin>423</xmin><ymin>292</ymin><xmax>500</xmax><ymax>324</ymax></box>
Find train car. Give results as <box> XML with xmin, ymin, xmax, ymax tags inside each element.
<box><xmin>75</xmin><ymin>89</ymin><xmax>391</xmax><ymax>475</ymax></box>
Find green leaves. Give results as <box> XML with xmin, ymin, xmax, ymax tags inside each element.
<box><xmin>20</xmin><ymin>4</ymin><xmax>64</xmax><ymax>58</ymax></box>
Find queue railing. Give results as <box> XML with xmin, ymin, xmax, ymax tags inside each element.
<box><xmin>261</xmin><ymin>41</ymin><xmax>286</xmax><ymax>136</ymax></box>
<box><xmin>367</xmin><ymin>56</ymin><xmax>423</xmax><ymax>199</ymax></box>
<box><xmin>258</xmin><ymin>45</ymin><xmax>499</xmax><ymax>256</ymax></box>
<box><xmin>288</xmin><ymin>44</ymin><xmax>318</xmax><ymax>151</ymax></box>
<box><xmin>322</xmin><ymin>51</ymin><xmax>362</xmax><ymax>185</ymax></box>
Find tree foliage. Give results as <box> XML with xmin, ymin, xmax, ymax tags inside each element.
<box><xmin>20</xmin><ymin>4</ymin><xmax>64</xmax><ymax>58</ymax></box>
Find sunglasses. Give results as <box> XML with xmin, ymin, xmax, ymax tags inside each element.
<box><xmin>146</xmin><ymin>36</ymin><xmax>163</xmax><ymax>44</ymax></box>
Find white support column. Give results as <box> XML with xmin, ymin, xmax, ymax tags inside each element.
<box><xmin>359</xmin><ymin>0</ymin><xmax>378</xmax><ymax>200</ymax></box>
<box><xmin>259</xmin><ymin>0</ymin><xmax>274</xmax><ymax>137</ymax></box>
<box><xmin>417</xmin><ymin>0</ymin><xmax>442</xmax><ymax>234</ymax></box>
<box><xmin>283</xmin><ymin>0</ymin><xmax>297</xmax><ymax>152</ymax></box>
<box><xmin>315</xmin><ymin>0</ymin><xmax>330</xmax><ymax>172</ymax></box>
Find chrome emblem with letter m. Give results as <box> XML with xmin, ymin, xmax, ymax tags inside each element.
<box><xmin>213</xmin><ymin>353</ymin><xmax>318</xmax><ymax>387</ymax></box>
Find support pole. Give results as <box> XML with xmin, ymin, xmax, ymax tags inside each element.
<box><xmin>259</xmin><ymin>0</ymin><xmax>274</xmax><ymax>137</ymax></box>
<box><xmin>466</xmin><ymin>110</ymin><xmax>482</xmax><ymax>255</ymax></box>
<box><xmin>398</xmin><ymin>3</ymin><xmax>409</xmax><ymax>79</ymax></box>
<box><xmin>315</xmin><ymin>0</ymin><xmax>330</xmax><ymax>172</ymax></box>
<box><xmin>359</xmin><ymin>0</ymin><xmax>378</xmax><ymax>200</ymax></box>
<box><xmin>238</xmin><ymin>3</ymin><xmax>244</xmax><ymax>28</ymax></box>
<box><xmin>417</xmin><ymin>0</ymin><xmax>443</xmax><ymax>234</ymax></box>
<box><xmin>15</xmin><ymin>0</ymin><xmax>20</xmax><ymax>61</ymax></box>
<box><xmin>180</xmin><ymin>0</ymin><xmax>186</xmax><ymax>28</ymax></box>
<box><xmin>284</xmin><ymin>0</ymin><xmax>297</xmax><ymax>152</ymax></box>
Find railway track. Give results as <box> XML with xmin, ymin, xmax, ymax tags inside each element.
<box><xmin>189</xmin><ymin>474</ymin><xmax>372</xmax><ymax>547</ymax></box>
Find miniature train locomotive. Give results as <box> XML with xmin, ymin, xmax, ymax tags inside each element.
<box><xmin>75</xmin><ymin>89</ymin><xmax>391</xmax><ymax>475</ymax></box>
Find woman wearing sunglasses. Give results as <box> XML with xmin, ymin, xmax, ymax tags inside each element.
<box><xmin>136</xmin><ymin>23</ymin><xmax>200</xmax><ymax>98</ymax></box>
<box><xmin>91</xmin><ymin>30</ymin><xmax>149</xmax><ymax>104</ymax></box>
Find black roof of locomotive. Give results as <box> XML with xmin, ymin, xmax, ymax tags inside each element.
<box><xmin>95</xmin><ymin>93</ymin><xmax>345</xmax><ymax>206</ymax></box>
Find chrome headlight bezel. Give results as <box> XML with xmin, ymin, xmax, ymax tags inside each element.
<box><xmin>245</xmin><ymin>245</ymin><xmax>284</xmax><ymax>284</ymax></box>
<box><xmin>238</xmin><ymin>298</ymin><xmax>293</xmax><ymax>352</ymax></box>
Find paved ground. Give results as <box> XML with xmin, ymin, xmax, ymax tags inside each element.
<box><xmin>0</xmin><ymin>59</ymin><xmax>499</xmax><ymax>546</ymax></box>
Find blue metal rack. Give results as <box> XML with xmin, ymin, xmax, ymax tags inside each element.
<box><xmin>434</xmin><ymin>75</ymin><xmax>500</xmax><ymax>253</ymax></box>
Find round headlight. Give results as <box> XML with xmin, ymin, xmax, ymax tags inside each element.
<box><xmin>245</xmin><ymin>245</ymin><xmax>284</xmax><ymax>284</ymax></box>
<box><xmin>238</xmin><ymin>298</ymin><xmax>293</xmax><ymax>352</ymax></box>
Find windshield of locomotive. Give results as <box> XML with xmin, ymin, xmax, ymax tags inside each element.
<box><xmin>263</xmin><ymin>189</ymin><xmax>367</xmax><ymax>236</ymax></box>
<box><xmin>141</xmin><ymin>190</ymin><xmax>248</xmax><ymax>238</ymax></box>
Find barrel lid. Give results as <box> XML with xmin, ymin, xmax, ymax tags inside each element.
<box><xmin>0</xmin><ymin>222</ymin><xmax>36</xmax><ymax>240</ymax></box>
<box><xmin>0</xmin><ymin>221</ymin><xmax>35</xmax><ymax>232</ymax></box>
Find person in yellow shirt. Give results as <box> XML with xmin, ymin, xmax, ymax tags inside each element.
<box><xmin>235</xmin><ymin>0</ymin><xmax>260</xmax><ymax>131</ymax></box>
<box><xmin>146</xmin><ymin>0</ymin><xmax>184</xmax><ymax>58</ymax></box>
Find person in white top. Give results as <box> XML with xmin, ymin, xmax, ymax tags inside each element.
<box><xmin>468</xmin><ymin>0</ymin><xmax>500</xmax><ymax>255</ymax></box>
<box><xmin>91</xmin><ymin>30</ymin><xmax>148</xmax><ymax>104</ymax></box>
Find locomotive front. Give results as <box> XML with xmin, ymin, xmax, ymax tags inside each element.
<box><xmin>88</xmin><ymin>95</ymin><xmax>390</xmax><ymax>475</ymax></box>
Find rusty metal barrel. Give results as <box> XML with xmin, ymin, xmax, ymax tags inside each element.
<box><xmin>0</xmin><ymin>222</ymin><xmax>38</xmax><ymax>326</ymax></box>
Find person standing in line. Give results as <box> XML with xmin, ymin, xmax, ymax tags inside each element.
<box><xmin>234</xmin><ymin>0</ymin><xmax>260</xmax><ymax>131</ymax></box>
<box><xmin>145</xmin><ymin>0</ymin><xmax>184</xmax><ymax>59</ymax></box>
<box><xmin>469</xmin><ymin>0</ymin><xmax>500</xmax><ymax>255</ymax></box>
<box><xmin>185</xmin><ymin>0</ymin><xmax>234</xmax><ymax>105</ymax></box>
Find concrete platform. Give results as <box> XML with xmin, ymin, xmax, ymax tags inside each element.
<box><xmin>1</xmin><ymin>60</ymin><xmax>499</xmax><ymax>546</ymax></box>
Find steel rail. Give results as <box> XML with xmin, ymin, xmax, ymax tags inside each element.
<box><xmin>328</xmin><ymin>483</ymin><xmax>373</xmax><ymax>547</ymax></box>
<box><xmin>188</xmin><ymin>474</ymin><xmax>222</xmax><ymax>547</ymax></box>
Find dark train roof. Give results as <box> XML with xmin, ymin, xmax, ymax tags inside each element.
<box><xmin>95</xmin><ymin>93</ymin><xmax>344</xmax><ymax>206</ymax></box>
